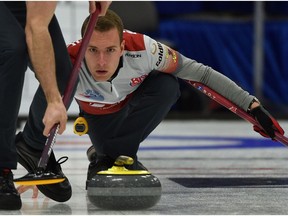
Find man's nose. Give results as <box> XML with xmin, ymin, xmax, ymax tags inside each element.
<box><xmin>98</xmin><ymin>53</ymin><xmax>106</xmax><ymax>66</ymax></box>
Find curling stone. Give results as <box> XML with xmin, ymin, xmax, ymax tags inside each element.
<box><xmin>87</xmin><ymin>155</ymin><xmax>162</xmax><ymax>210</ymax></box>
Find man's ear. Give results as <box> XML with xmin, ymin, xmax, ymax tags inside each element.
<box><xmin>120</xmin><ymin>40</ymin><xmax>125</xmax><ymax>56</ymax></box>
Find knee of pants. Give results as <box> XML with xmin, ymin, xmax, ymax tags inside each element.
<box><xmin>148</xmin><ymin>72</ymin><xmax>181</xmax><ymax>104</ymax></box>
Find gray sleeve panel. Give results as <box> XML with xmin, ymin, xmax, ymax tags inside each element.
<box><xmin>173</xmin><ymin>54</ymin><xmax>255</xmax><ymax>111</ymax></box>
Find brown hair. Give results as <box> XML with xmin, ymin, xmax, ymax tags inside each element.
<box><xmin>81</xmin><ymin>9</ymin><xmax>124</xmax><ymax>41</ymax></box>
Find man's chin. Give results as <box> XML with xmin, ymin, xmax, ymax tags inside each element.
<box><xmin>92</xmin><ymin>75</ymin><xmax>110</xmax><ymax>82</ymax></box>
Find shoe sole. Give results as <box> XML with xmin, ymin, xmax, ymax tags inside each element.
<box><xmin>16</xmin><ymin>140</ymin><xmax>72</xmax><ymax>202</ymax></box>
<box><xmin>0</xmin><ymin>194</ymin><xmax>22</xmax><ymax>210</ymax></box>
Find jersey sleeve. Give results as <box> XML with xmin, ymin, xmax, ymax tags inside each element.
<box><xmin>174</xmin><ymin>53</ymin><xmax>255</xmax><ymax>111</ymax></box>
<box><xmin>145</xmin><ymin>35</ymin><xmax>255</xmax><ymax>111</ymax></box>
<box><xmin>67</xmin><ymin>39</ymin><xmax>82</xmax><ymax>65</ymax></box>
<box><xmin>144</xmin><ymin>35</ymin><xmax>180</xmax><ymax>73</ymax></box>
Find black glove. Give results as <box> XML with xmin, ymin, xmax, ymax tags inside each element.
<box><xmin>250</xmin><ymin>105</ymin><xmax>284</xmax><ymax>139</ymax></box>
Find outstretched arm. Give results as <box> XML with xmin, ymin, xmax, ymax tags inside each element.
<box><xmin>147</xmin><ymin>38</ymin><xmax>284</xmax><ymax>140</ymax></box>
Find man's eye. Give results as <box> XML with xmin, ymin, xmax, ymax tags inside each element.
<box><xmin>107</xmin><ymin>48</ymin><xmax>115</xmax><ymax>53</ymax></box>
<box><xmin>89</xmin><ymin>48</ymin><xmax>97</xmax><ymax>52</ymax></box>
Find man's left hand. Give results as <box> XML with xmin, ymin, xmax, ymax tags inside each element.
<box><xmin>251</xmin><ymin>105</ymin><xmax>284</xmax><ymax>139</ymax></box>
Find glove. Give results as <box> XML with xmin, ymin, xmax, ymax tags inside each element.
<box><xmin>250</xmin><ymin>105</ymin><xmax>284</xmax><ymax>139</ymax></box>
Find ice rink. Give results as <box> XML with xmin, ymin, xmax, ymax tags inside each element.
<box><xmin>2</xmin><ymin>120</ymin><xmax>288</xmax><ymax>215</ymax></box>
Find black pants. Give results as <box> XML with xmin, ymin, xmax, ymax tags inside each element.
<box><xmin>83</xmin><ymin>72</ymin><xmax>181</xmax><ymax>160</ymax></box>
<box><xmin>0</xmin><ymin>2</ymin><xmax>73</xmax><ymax>168</ymax></box>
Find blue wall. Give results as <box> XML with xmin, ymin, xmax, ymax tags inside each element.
<box><xmin>152</xmin><ymin>2</ymin><xmax>288</xmax><ymax>114</ymax></box>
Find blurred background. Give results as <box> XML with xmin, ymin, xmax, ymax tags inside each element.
<box><xmin>19</xmin><ymin>1</ymin><xmax>288</xmax><ymax>122</ymax></box>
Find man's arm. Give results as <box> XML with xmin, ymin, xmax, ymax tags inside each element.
<box><xmin>25</xmin><ymin>2</ymin><xmax>67</xmax><ymax>136</ymax></box>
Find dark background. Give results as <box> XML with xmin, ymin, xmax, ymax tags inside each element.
<box><xmin>110</xmin><ymin>1</ymin><xmax>288</xmax><ymax>120</ymax></box>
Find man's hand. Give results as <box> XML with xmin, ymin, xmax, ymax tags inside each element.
<box><xmin>42</xmin><ymin>100</ymin><xmax>67</xmax><ymax>136</ymax></box>
<box><xmin>89</xmin><ymin>1</ymin><xmax>112</xmax><ymax>15</ymax></box>
<box><xmin>250</xmin><ymin>105</ymin><xmax>284</xmax><ymax>139</ymax></box>
<box><xmin>17</xmin><ymin>185</ymin><xmax>39</xmax><ymax>198</ymax></box>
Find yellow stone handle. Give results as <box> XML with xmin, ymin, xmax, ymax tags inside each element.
<box><xmin>114</xmin><ymin>155</ymin><xmax>134</xmax><ymax>166</ymax></box>
<box><xmin>97</xmin><ymin>155</ymin><xmax>151</xmax><ymax>175</ymax></box>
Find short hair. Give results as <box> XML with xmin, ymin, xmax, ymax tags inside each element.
<box><xmin>81</xmin><ymin>9</ymin><xmax>124</xmax><ymax>42</ymax></box>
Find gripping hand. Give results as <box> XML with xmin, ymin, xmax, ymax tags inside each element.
<box><xmin>250</xmin><ymin>105</ymin><xmax>284</xmax><ymax>139</ymax></box>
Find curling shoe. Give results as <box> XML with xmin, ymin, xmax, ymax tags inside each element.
<box><xmin>0</xmin><ymin>169</ymin><xmax>22</xmax><ymax>210</ymax></box>
<box><xmin>15</xmin><ymin>132</ymin><xmax>72</xmax><ymax>202</ymax></box>
<box><xmin>86</xmin><ymin>145</ymin><xmax>97</xmax><ymax>162</ymax></box>
<box><xmin>86</xmin><ymin>155</ymin><xmax>115</xmax><ymax>189</ymax></box>
<box><xmin>86</xmin><ymin>151</ymin><xmax>149</xmax><ymax>189</ymax></box>
<box><xmin>125</xmin><ymin>159</ymin><xmax>148</xmax><ymax>171</ymax></box>
<box><xmin>86</xmin><ymin>145</ymin><xmax>148</xmax><ymax>170</ymax></box>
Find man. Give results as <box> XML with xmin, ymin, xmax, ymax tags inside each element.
<box><xmin>0</xmin><ymin>1</ymin><xmax>111</xmax><ymax>210</ymax></box>
<box><xmin>18</xmin><ymin>9</ymin><xmax>285</xmax><ymax>198</ymax></box>
<box><xmin>67</xmin><ymin>9</ymin><xmax>284</xmax><ymax>189</ymax></box>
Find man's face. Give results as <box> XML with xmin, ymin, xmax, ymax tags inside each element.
<box><xmin>85</xmin><ymin>28</ymin><xmax>124</xmax><ymax>82</ymax></box>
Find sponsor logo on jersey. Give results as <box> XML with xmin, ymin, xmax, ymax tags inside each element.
<box><xmin>167</xmin><ymin>48</ymin><xmax>177</xmax><ymax>63</ymax></box>
<box><xmin>80</xmin><ymin>89</ymin><xmax>104</xmax><ymax>101</ymax></box>
<box><xmin>151</xmin><ymin>43</ymin><xmax>157</xmax><ymax>55</ymax></box>
<box><xmin>125</xmin><ymin>52</ymin><xmax>142</xmax><ymax>58</ymax></box>
<box><xmin>130</xmin><ymin>75</ymin><xmax>148</xmax><ymax>87</ymax></box>
<box><xmin>156</xmin><ymin>42</ymin><xmax>164</xmax><ymax>66</ymax></box>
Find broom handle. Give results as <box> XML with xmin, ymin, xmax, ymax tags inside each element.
<box><xmin>37</xmin><ymin>4</ymin><xmax>101</xmax><ymax>171</ymax></box>
<box><xmin>188</xmin><ymin>80</ymin><xmax>288</xmax><ymax>146</ymax></box>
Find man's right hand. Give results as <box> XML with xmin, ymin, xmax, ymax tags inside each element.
<box><xmin>42</xmin><ymin>100</ymin><xmax>67</xmax><ymax>136</ymax></box>
<box><xmin>89</xmin><ymin>1</ymin><xmax>112</xmax><ymax>15</ymax></box>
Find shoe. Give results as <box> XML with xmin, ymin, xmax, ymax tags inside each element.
<box><xmin>86</xmin><ymin>146</ymin><xmax>149</xmax><ymax>189</ymax></box>
<box><xmin>125</xmin><ymin>160</ymin><xmax>148</xmax><ymax>171</ymax></box>
<box><xmin>86</xmin><ymin>156</ymin><xmax>148</xmax><ymax>189</ymax></box>
<box><xmin>0</xmin><ymin>169</ymin><xmax>22</xmax><ymax>210</ymax></box>
<box><xmin>86</xmin><ymin>145</ymin><xmax>148</xmax><ymax>170</ymax></box>
<box><xmin>86</xmin><ymin>145</ymin><xmax>97</xmax><ymax>162</ymax></box>
<box><xmin>15</xmin><ymin>132</ymin><xmax>72</xmax><ymax>202</ymax></box>
<box><xmin>86</xmin><ymin>155</ymin><xmax>115</xmax><ymax>189</ymax></box>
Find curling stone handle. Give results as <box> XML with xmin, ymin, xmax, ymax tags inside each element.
<box><xmin>114</xmin><ymin>155</ymin><xmax>134</xmax><ymax>166</ymax></box>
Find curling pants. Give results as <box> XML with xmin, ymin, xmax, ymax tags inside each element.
<box><xmin>83</xmin><ymin>71</ymin><xmax>181</xmax><ymax>160</ymax></box>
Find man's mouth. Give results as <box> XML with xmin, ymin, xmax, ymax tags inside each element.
<box><xmin>96</xmin><ymin>70</ymin><xmax>108</xmax><ymax>74</ymax></box>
